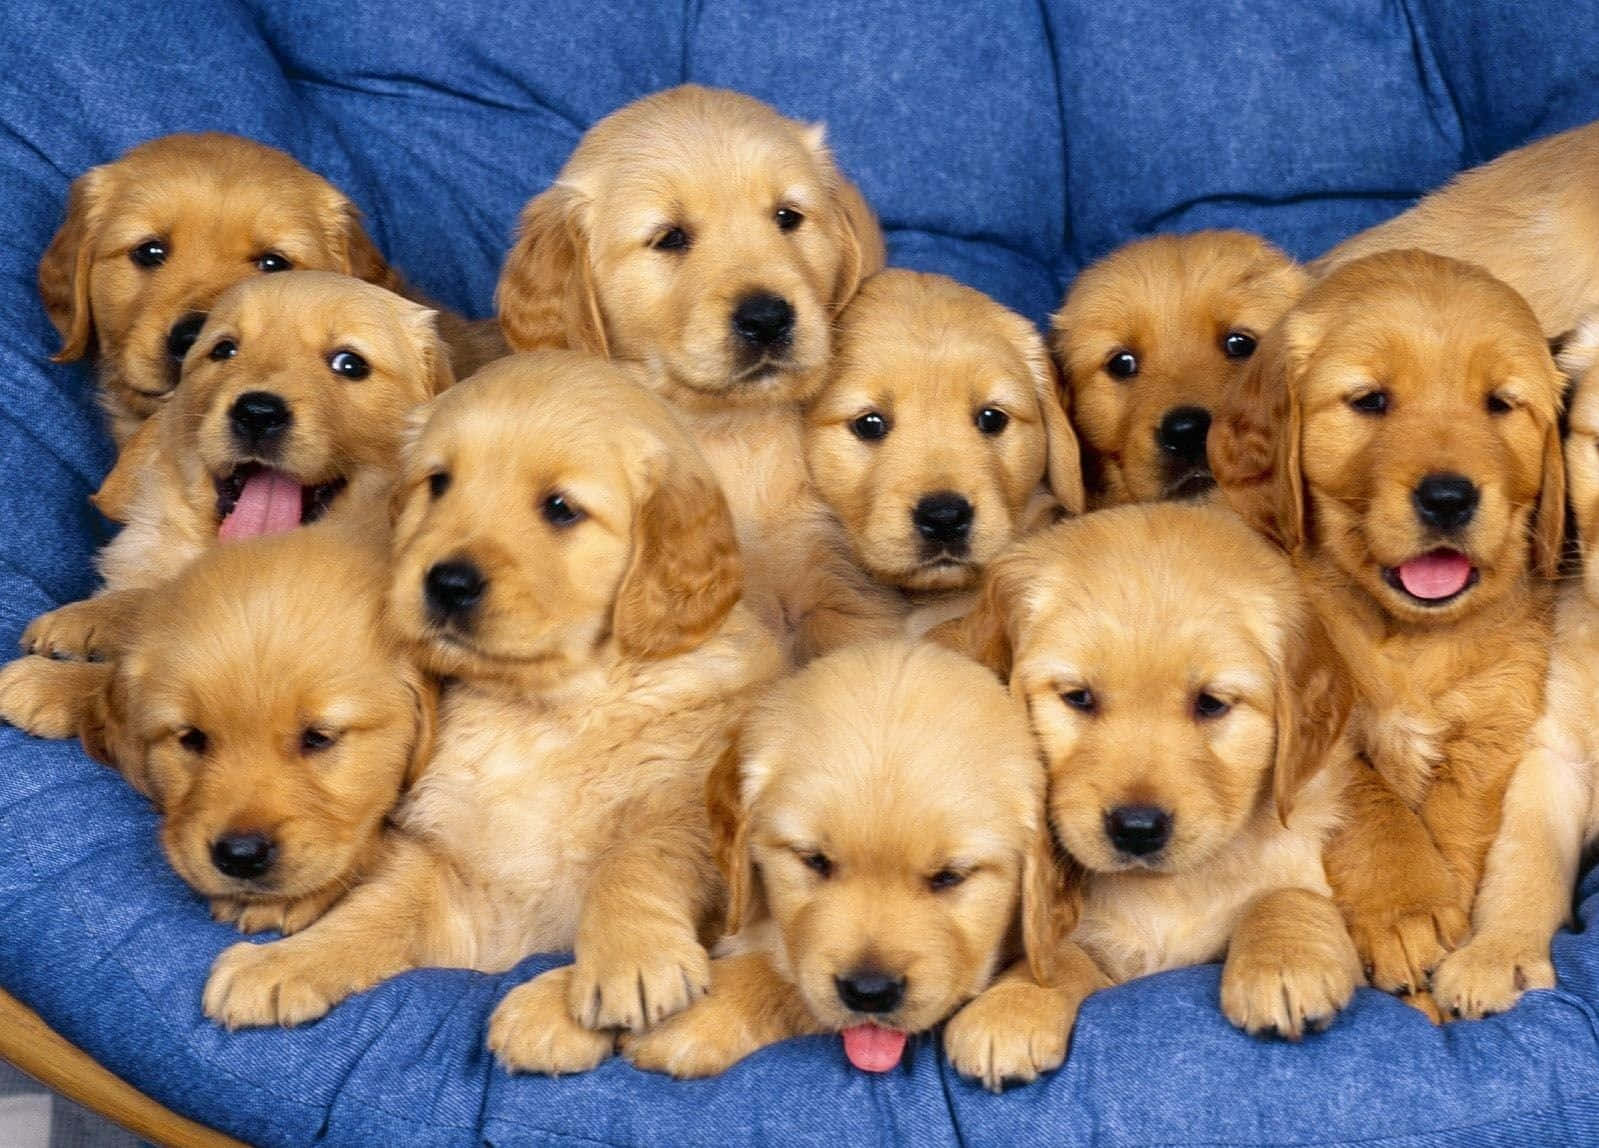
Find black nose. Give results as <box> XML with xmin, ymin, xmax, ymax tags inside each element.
<box><xmin>912</xmin><ymin>491</ymin><xmax>974</xmax><ymax>547</ymax></box>
<box><xmin>1412</xmin><ymin>473</ymin><xmax>1479</xmax><ymax>532</ymax></box>
<box><xmin>731</xmin><ymin>292</ymin><xmax>795</xmax><ymax>348</ymax></box>
<box><xmin>210</xmin><ymin>832</ymin><xmax>277</xmax><ymax>880</ymax></box>
<box><xmin>1105</xmin><ymin>805</ymin><xmax>1172</xmax><ymax>857</ymax></box>
<box><xmin>228</xmin><ymin>391</ymin><xmax>292</xmax><ymax>449</ymax></box>
<box><xmin>425</xmin><ymin>559</ymin><xmax>486</xmax><ymax>620</ymax></box>
<box><xmin>166</xmin><ymin>312</ymin><xmax>207</xmax><ymax>361</ymax></box>
<box><xmin>835</xmin><ymin>969</ymin><xmax>906</xmax><ymax>1015</ymax></box>
<box><xmin>1157</xmin><ymin>406</ymin><xmax>1212</xmax><ymax>465</ymax></box>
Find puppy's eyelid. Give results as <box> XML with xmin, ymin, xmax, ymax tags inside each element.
<box><xmin>300</xmin><ymin>727</ymin><xmax>339</xmax><ymax>754</ymax></box>
<box><xmin>1061</xmin><ymin>687</ymin><xmax>1097</xmax><ymax>714</ymax></box>
<box><xmin>177</xmin><ymin>727</ymin><xmax>208</xmax><ymax>754</ymax></box>
<box><xmin>650</xmin><ymin>226</ymin><xmax>692</xmax><ymax>252</ymax></box>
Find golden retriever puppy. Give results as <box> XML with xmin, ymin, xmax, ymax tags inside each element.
<box><xmin>201</xmin><ymin>353</ymin><xmax>785</xmax><ymax>1077</ymax></box>
<box><xmin>495</xmin><ymin>84</ymin><xmax>899</xmax><ymax>659</ymax></box>
<box><xmin>1431</xmin><ymin>327</ymin><xmax>1599</xmax><ymax>1019</ymax></box>
<box><xmin>1313</xmin><ymin>122</ymin><xmax>1599</xmax><ymax>339</ymax></box>
<box><xmin>942</xmin><ymin>503</ymin><xmax>1361</xmax><ymax>1038</ymax></box>
<box><xmin>40</xmin><ymin>132</ymin><xmax>500</xmax><ymax>446</ymax></box>
<box><xmin>13</xmin><ymin>271</ymin><xmax>452</xmax><ymax>671</ymax></box>
<box><xmin>1050</xmin><ymin>231</ymin><xmax>1307</xmax><ymax>507</ymax></box>
<box><xmin>1210</xmin><ymin>250</ymin><xmax>1565</xmax><ymax>1010</ymax></box>
<box><xmin>623</xmin><ymin>639</ymin><xmax>1100</xmax><ymax>1091</ymax></box>
<box><xmin>804</xmin><ymin>270</ymin><xmax>1084</xmax><ymax>631</ymax></box>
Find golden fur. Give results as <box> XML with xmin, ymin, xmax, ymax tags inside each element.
<box><xmin>495</xmin><ymin>84</ymin><xmax>899</xmax><ymax>659</ymax></box>
<box><xmin>623</xmin><ymin>639</ymin><xmax>1092</xmax><ymax>1091</ymax></box>
<box><xmin>1050</xmin><ymin>230</ymin><xmax>1307</xmax><ymax>507</ymax></box>
<box><xmin>1313</xmin><ymin>122</ymin><xmax>1599</xmax><ymax>339</ymax></box>
<box><xmin>200</xmin><ymin>353</ymin><xmax>784</xmax><ymax>1078</ymax></box>
<box><xmin>39</xmin><ymin>132</ymin><xmax>500</xmax><ymax>446</ymax></box>
<box><xmin>1211</xmin><ymin>250</ymin><xmax>1564</xmax><ymax>1012</ymax></box>
<box><xmin>942</xmin><ymin>503</ymin><xmax>1362</xmax><ymax>1038</ymax></box>
<box><xmin>804</xmin><ymin>269</ymin><xmax>1083</xmax><ymax>633</ymax></box>
<box><xmin>17</xmin><ymin>271</ymin><xmax>452</xmax><ymax>668</ymax></box>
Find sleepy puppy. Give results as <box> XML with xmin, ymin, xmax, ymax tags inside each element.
<box><xmin>1432</xmin><ymin>326</ymin><xmax>1599</xmax><ymax>1019</ymax></box>
<box><xmin>202</xmin><ymin>353</ymin><xmax>785</xmax><ymax>1077</ymax></box>
<box><xmin>1313</xmin><ymin>121</ymin><xmax>1599</xmax><ymax>339</ymax></box>
<box><xmin>804</xmin><ymin>270</ymin><xmax>1085</xmax><ymax>631</ymax></box>
<box><xmin>496</xmin><ymin>83</ymin><xmax>899</xmax><ymax>659</ymax></box>
<box><xmin>1050</xmin><ymin>231</ymin><xmax>1307</xmax><ymax>507</ymax></box>
<box><xmin>1211</xmin><ymin>250</ymin><xmax>1565</xmax><ymax>1010</ymax></box>
<box><xmin>15</xmin><ymin>271</ymin><xmax>452</xmax><ymax>669</ymax></box>
<box><xmin>624</xmin><ymin>639</ymin><xmax>1102</xmax><ymax>1091</ymax></box>
<box><xmin>40</xmin><ymin>132</ymin><xmax>500</xmax><ymax>447</ymax></box>
<box><xmin>942</xmin><ymin>503</ymin><xmax>1361</xmax><ymax>1038</ymax></box>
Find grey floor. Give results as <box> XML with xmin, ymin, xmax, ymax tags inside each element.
<box><xmin>0</xmin><ymin>1061</ymin><xmax>142</xmax><ymax>1148</ymax></box>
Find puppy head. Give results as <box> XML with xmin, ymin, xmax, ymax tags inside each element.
<box><xmin>1214</xmin><ymin>249</ymin><xmax>1564</xmax><ymax>623</ymax></box>
<box><xmin>1560</xmin><ymin>317</ymin><xmax>1599</xmax><ymax>593</ymax></box>
<box><xmin>948</xmin><ymin>504</ymin><xmax>1350</xmax><ymax>875</ymax></box>
<box><xmin>1051</xmin><ymin>231</ymin><xmax>1307</xmax><ymax>506</ymax></box>
<box><xmin>82</xmin><ymin>527</ymin><xmax>433</xmax><ymax>905</ymax></box>
<box><xmin>497</xmin><ymin>84</ymin><xmax>885</xmax><ymax>410</ymax></box>
<box><xmin>39</xmin><ymin>132</ymin><xmax>400</xmax><ymax>434</ymax></box>
<box><xmin>806</xmin><ymin>270</ymin><xmax>1084</xmax><ymax>592</ymax></box>
<box><xmin>709</xmin><ymin>640</ymin><xmax>1063</xmax><ymax>1059</ymax></box>
<box><xmin>160</xmin><ymin>270</ymin><xmax>450</xmax><ymax>542</ymax></box>
<box><xmin>388</xmin><ymin>351</ymin><xmax>742</xmax><ymax>687</ymax></box>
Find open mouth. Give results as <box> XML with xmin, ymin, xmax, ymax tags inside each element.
<box><xmin>215</xmin><ymin>462</ymin><xmax>347</xmax><ymax>542</ymax></box>
<box><xmin>840</xmin><ymin>1023</ymin><xmax>909</xmax><ymax>1072</ymax></box>
<box><xmin>1382</xmin><ymin>548</ymin><xmax>1479</xmax><ymax>606</ymax></box>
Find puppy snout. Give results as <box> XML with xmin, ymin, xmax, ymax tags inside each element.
<box><xmin>912</xmin><ymin>492</ymin><xmax>973</xmax><ymax>547</ymax></box>
<box><xmin>228</xmin><ymin>391</ymin><xmax>293</xmax><ymax>451</ymax></box>
<box><xmin>1412</xmin><ymin>473</ymin><xmax>1479</xmax><ymax>532</ymax></box>
<box><xmin>425</xmin><ymin>558</ymin><xmax>486</xmax><ymax>621</ymax></box>
<box><xmin>834</xmin><ymin>968</ymin><xmax>906</xmax><ymax>1015</ymax></box>
<box><xmin>166</xmin><ymin>311</ymin><xmax>207</xmax><ymax>362</ymax></box>
<box><xmin>1157</xmin><ymin>406</ymin><xmax>1212</xmax><ymax>466</ymax></box>
<box><xmin>210</xmin><ymin>831</ymin><xmax>277</xmax><ymax>880</ymax></box>
<box><xmin>1105</xmin><ymin>804</ymin><xmax>1172</xmax><ymax>857</ymax></box>
<box><xmin>731</xmin><ymin>291</ymin><xmax>795</xmax><ymax>349</ymax></box>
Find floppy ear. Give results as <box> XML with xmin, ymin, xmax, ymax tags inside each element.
<box><xmin>1534</xmin><ymin>414</ymin><xmax>1567</xmax><ymax>580</ymax></box>
<box><xmin>400</xmin><ymin>305</ymin><xmax>456</xmax><ymax>398</ymax></box>
<box><xmin>496</xmin><ymin>183</ymin><xmax>608</xmax><ymax>355</ymax></box>
<box><xmin>611</xmin><ymin>443</ymin><xmax>743</xmax><ymax>659</ymax></box>
<box><xmin>933</xmin><ymin>547</ymin><xmax>1030</xmax><ymax>681</ymax></box>
<box><xmin>39</xmin><ymin>167</ymin><xmax>108</xmax><ymax>362</ymax></box>
<box><xmin>90</xmin><ymin>415</ymin><xmax>161</xmax><ymax>522</ymax></box>
<box><xmin>801</xmin><ymin>123</ymin><xmax>885</xmax><ymax>312</ymax></box>
<box><xmin>80</xmin><ymin>662</ymin><xmax>153</xmax><ymax>798</ymax></box>
<box><xmin>1020</xmin><ymin>822</ymin><xmax>1082</xmax><ymax>985</ymax></box>
<box><xmin>1020</xmin><ymin>333</ymin><xmax>1085</xmax><ymax>516</ymax></box>
<box><xmin>400</xmin><ymin>667</ymin><xmax>438</xmax><ymax>790</ymax></box>
<box><xmin>327</xmin><ymin>191</ymin><xmax>409</xmax><ymax>296</ymax></box>
<box><xmin>706</xmin><ymin>736</ymin><xmax>754</xmax><ymax>937</ymax></box>
<box><xmin>1272</xmin><ymin>609</ymin><xmax>1353</xmax><ymax>825</ymax></box>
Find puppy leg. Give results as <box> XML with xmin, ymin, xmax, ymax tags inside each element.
<box><xmin>0</xmin><ymin>657</ymin><xmax>110</xmax><ymax>738</ymax></box>
<box><xmin>21</xmin><ymin>590</ymin><xmax>147</xmax><ymax>662</ymax></box>
<box><xmin>210</xmin><ymin>881</ymin><xmax>353</xmax><ymax>937</ymax></box>
<box><xmin>621</xmin><ymin>951</ymin><xmax>822</xmax><ymax>1078</ymax></box>
<box><xmin>944</xmin><ymin>943</ymin><xmax>1108</xmax><ymax>1092</ymax></box>
<box><xmin>203</xmin><ymin>834</ymin><xmax>466</xmax><ymax>1029</ymax></box>
<box><xmin>1222</xmin><ymin>887</ymin><xmax>1363</xmax><ymax>1039</ymax></box>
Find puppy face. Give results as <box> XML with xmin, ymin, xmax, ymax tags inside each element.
<box><xmin>388</xmin><ymin>351</ymin><xmax>742</xmax><ymax>687</ymax></box>
<box><xmin>948</xmin><ymin>505</ymin><xmax>1349</xmax><ymax>876</ymax></box>
<box><xmin>39</xmin><ymin>133</ymin><xmax>398</xmax><ymax>436</ymax></box>
<box><xmin>711</xmin><ymin>641</ymin><xmax>1061</xmax><ymax>1054</ymax></box>
<box><xmin>1216</xmin><ymin>250</ymin><xmax>1565</xmax><ymax>624</ymax></box>
<box><xmin>156</xmin><ymin>271</ymin><xmax>450</xmax><ymax>541</ymax></box>
<box><xmin>497</xmin><ymin>85</ymin><xmax>884</xmax><ymax>410</ymax></box>
<box><xmin>1051</xmin><ymin>232</ymin><xmax>1307</xmax><ymax>505</ymax></box>
<box><xmin>806</xmin><ymin>270</ymin><xmax>1085</xmax><ymax>592</ymax></box>
<box><xmin>84</xmin><ymin>529</ymin><xmax>432</xmax><ymax>905</ymax></box>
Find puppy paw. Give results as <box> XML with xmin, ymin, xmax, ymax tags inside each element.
<box><xmin>488</xmin><ymin>968</ymin><xmax>615</xmax><ymax>1075</ymax></box>
<box><xmin>21</xmin><ymin>600</ymin><xmax>124</xmax><ymax>663</ymax></box>
<box><xmin>568</xmin><ymin>929</ymin><xmax>710</xmax><ymax>1033</ymax></box>
<box><xmin>620</xmin><ymin>996</ymin><xmax>761</xmax><ymax>1079</ymax></box>
<box><xmin>944</xmin><ymin>980</ymin><xmax>1072</xmax><ymax>1092</ymax></box>
<box><xmin>1351</xmin><ymin>904</ymin><xmax>1469</xmax><ymax>996</ymax></box>
<box><xmin>203</xmin><ymin>940</ymin><xmax>347</xmax><ymax>1029</ymax></box>
<box><xmin>1222</xmin><ymin>931</ymin><xmax>1362</xmax><ymax>1040</ymax></box>
<box><xmin>210</xmin><ymin>888</ymin><xmax>344</xmax><ymax>936</ymax></box>
<box><xmin>0</xmin><ymin>656</ymin><xmax>106</xmax><ymax>738</ymax></box>
<box><xmin>1431</xmin><ymin>936</ymin><xmax>1555</xmax><ymax>1021</ymax></box>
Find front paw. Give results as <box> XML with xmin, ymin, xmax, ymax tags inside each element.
<box><xmin>1351</xmin><ymin>904</ymin><xmax>1469</xmax><ymax>996</ymax></box>
<box><xmin>620</xmin><ymin>995</ymin><xmax>761</xmax><ymax>1079</ymax></box>
<box><xmin>944</xmin><ymin>980</ymin><xmax>1072</xmax><ymax>1092</ymax></box>
<box><xmin>210</xmin><ymin>888</ymin><xmax>343</xmax><ymax>936</ymax></box>
<box><xmin>488</xmin><ymin>968</ymin><xmax>615</xmax><ymax>1075</ymax></box>
<box><xmin>203</xmin><ymin>940</ymin><xmax>347</xmax><ymax>1029</ymax></box>
<box><xmin>1431</xmin><ymin>936</ymin><xmax>1555</xmax><ymax>1020</ymax></box>
<box><xmin>21</xmin><ymin>601</ymin><xmax>123</xmax><ymax>662</ymax></box>
<box><xmin>568</xmin><ymin>928</ymin><xmax>710</xmax><ymax>1032</ymax></box>
<box><xmin>0</xmin><ymin>656</ymin><xmax>106</xmax><ymax>738</ymax></box>
<box><xmin>1223</xmin><ymin>924</ymin><xmax>1362</xmax><ymax>1039</ymax></box>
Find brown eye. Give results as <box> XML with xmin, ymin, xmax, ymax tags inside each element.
<box><xmin>1349</xmin><ymin>390</ymin><xmax>1389</xmax><ymax>415</ymax></box>
<box><xmin>178</xmin><ymin>728</ymin><xmax>208</xmax><ymax>753</ymax></box>
<box><xmin>255</xmin><ymin>251</ymin><xmax>292</xmax><ymax>273</ymax></box>
<box><xmin>802</xmin><ymin>851</ymin><xmax>833</xmax><ymax>878</ymax></box>
<box><xmin>428</xmin><ymin>472</ymin><xmax>450</xmax><ymax>499</ymax></box>
<box><xmin>1194</xmin><ymin>692</ymin><xmax>1231</xmax><ymax>720</ymax></box>
<box><xmin>328</xmin><ymin>350</ymin><xmax>370</xmax><ymax>379</ymax></box>
<box><xmin>1486</xmin><ymin>393</ymin><xmax>1512</xmax><ymax>415</ymax></box>
<box><xmin>652</xmin><ymin>227</ymin><xmax>690</xmax><ymax>252</ymax></box>
<box><xmin>1106</xmin><ymin>350</ymin><xmax>1138</xmax><ymax>380</ymax></box>
<box><xmin>1062</xmin><ymin>687</ymin><xmax>1097</xmax><ymax>714</ymax></box>
<box><xmin>541</xmin><ymin>492</ymin><xmax>584</xmax><ymax>527</ymax></box>
<box><xmin>300</xmin><ymin>728</ymin><xmax>337</xmax><ymax>753</ymax></box>
<box><xmin>975</xmin><ymin>407</ymin><xmax>1009</xmax><ymax>435</ymax></box>
<box><xmin>1223</xmin><ymin>331</ymin><xmax>1257</xmax><ymax>359</ymax></box>
<box><xmin>851</xmin><ymin>411</ymin><xmax>890</xmax><ymax>441</ymax></box>
<box><xmin>208</xmin><ymin>338</ymin><xmax>237</xmax><ymax>361</ymax></box>
<box><xmin>775</xmin><ymin>207</ymin><xmax>803</xmax><ymax>232</ymax></box>
<box><xmin>130</xmin><ymin>239</ymin><xmax>168</xmax><ymax>269</ymax></box>
<box><xmin>928</xmin><ymin>868</ymin><xmax>966</xmax><ymax>892</ymax></box>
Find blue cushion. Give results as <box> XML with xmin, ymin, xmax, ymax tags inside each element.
<box><xmin>4</xmin><ymin>2</ymin><xmax>1599</xmax><ymax>1143</ymax></box>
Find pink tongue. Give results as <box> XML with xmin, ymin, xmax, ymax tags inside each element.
<box><xmin>841</xmin><ymin>1024</ymin><xmax>907</xmax><ymax>1073</ymax></box>
<box><xmin>218</xmin><ymin>469</ymin><xmax>304</xmax><ymax>542</ymax></box>
<box><xmin>1397</xmin><ymin>550</ymin><xmax>1472</xmax><ymax>600</ymax></box>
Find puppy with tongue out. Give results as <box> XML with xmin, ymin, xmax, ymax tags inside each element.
<box><xmin>624</xmin><ymin>640</ymin><xmax>1088</xmax><ymax>1091</ymax></box>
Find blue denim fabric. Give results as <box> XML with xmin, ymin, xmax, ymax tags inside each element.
<box><xmin>4</xmin><ymin>1</ymin><xmax>1599</xmax><ymax>1143</ymax></box>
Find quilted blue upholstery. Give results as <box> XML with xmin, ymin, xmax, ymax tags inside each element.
<box><xmin>4</xmin><ymin>2</ymin><xmax>1599</xmax><ymax>1144</ymax></box>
